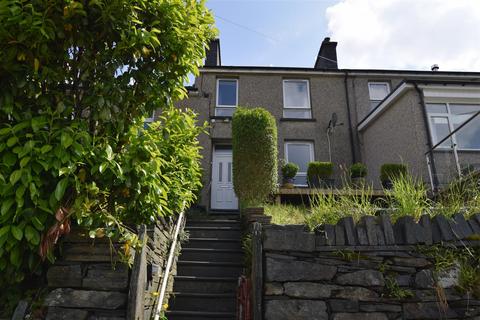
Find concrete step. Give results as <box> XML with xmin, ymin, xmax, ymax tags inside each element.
<box><xmin>177</xmin><ymin>261</ymin><xmax>243</xmax><ymax>277</ymax></box>
<box><xmin>186</xmin><ymin>219</ymin><xmax>240</xmax><ymax>228</ymax></box>
<box><xmin>180</xmin><ymin>248</ymin><xmax>243</xmax><ymax>263</ymax></box>
<box><xmin>182</xmin><ymin>238</ymin><xmax>241</xmax><ymax>250</ymax></box>
<box><xmin>173</xmin><ymin>276</ymin><xmax>238</xmax><ymax>294</ymax></box>
<box><xmin>185</xmin><ymin>226</ymin><xmax>241</xmax><ymax>239</ymax></box>
<box><xmin>169</xmin><ymin>292</ymin><xmax>236</xmax><ymax>313</ymax></box>
<box><xmin>165</xmin><ymin>310</ymin><xmax>236</xmax><ymax>320</ymax></box>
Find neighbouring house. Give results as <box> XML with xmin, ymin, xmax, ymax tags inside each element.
<box><xmin>174</xmin><ymin>38</ymin><xmax>480</xmax><ymax>211</ymax></box>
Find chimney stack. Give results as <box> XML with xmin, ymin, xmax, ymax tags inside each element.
<box><xmin>204</xmin><ymin>38</ymin><xmax>221</xmax><ymax>67</ymax></box>
<box><xmin>314</xmin><ymin>37</ymin><xmax>338</xmax><ymax>69</ymax></box>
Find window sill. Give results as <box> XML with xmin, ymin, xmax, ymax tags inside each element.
<box><xmin>210</xmin><ymin>116</ymin><xmax>232</xmax><ymax>121</ymax></box>
<box><xmin>280</xmin><ymin>118</ymin><xmax>316</xmax><ymax>122</ymax></box>
<box><xmin>433</xmin><ymin>148</ymin><xmax>480</xmax><ymax>153</ymax></box>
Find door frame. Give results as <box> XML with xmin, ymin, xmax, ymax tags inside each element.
<box><xmin>210</xmin><ymin>145</ymin><xmax>238</xmax><ymax>210</ymax></box>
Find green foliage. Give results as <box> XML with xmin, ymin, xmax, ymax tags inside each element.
<box><xmin>380</xmin><ymin>163</ymin><xmax>408</xmax><ymax>182</ymax></box>
<box><xmin>384</xmin><ymin>276</ymin><xmax>414</xmax><ymax>299</ymax></box>
<box><xmin>232</xmin><ymin>107</ymin><xmax>278</xmax><ymax>206</ymax></box>
<box><xmin>281</xmin><ymin>162</ymin><xmax>299</xmax><ymax>180</ymax></box>
<box><xmin>306</xmin><ymin>186</ymin><xmax>377</xmax><ymax>231</ymax></box>
<box><xmin>386</xmin><ymin>174</ymin><xmax>432</xmax><ymax>222</ymax></box>
<box><xmin>350</xmin><ymin>163</ymin><xmax>367</xmax><ymax>178</ymax></box>
<box><xmin>307</xmin><ymin>162</ymin><xmax>334</xmax><ymax>181</ymax></box>
<box><xmin>0</xmin><ymin>0</ymin><xmax>215</xmax><ymax>313</ymax></box>
<box><xmin>264</xmin><ymin>204</ymin><xmax>307</xmax><ymax>225</ymax></box>
<box><xmin>434</xmin><ymin>178</ymin><xmax>480</xmax><ymax>218</ymax></box>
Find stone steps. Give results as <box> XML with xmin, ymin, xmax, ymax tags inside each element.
<box><xmin>169</xmin><ymin>292</ymin><xmax>237</xmax><ymax>313</ymax></box>
<box><xmin>182</xmin><ymin>237</ymin><xmax>241</xmax><ymax>249</ymax></box>
<box><xmin>185</xmin><ymin>226</ymin><xmax>241</xmax><ymax>239</ymax></box>
<box><xmin>165</xmin><ymin>310</ymin><xmax>236</xmax><ymax>320</ymax></box>
<box><xmin>168</xmin><ymin>211</ymin><xmax>243</xmax><ymax>319</ymax></box>
<box><xmin>173</xmin><ymin>276</ymin><xmax>238</xmax><ymax>293</ymax></box>
<box><xmin>180</xmin><ymin>247</ymin><xmax>243</xmax><ymax>262</ymax></box>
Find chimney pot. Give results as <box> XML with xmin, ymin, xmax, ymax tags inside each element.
<box><xmin>431</xmin><ymin>64</ymin><xmax>439</xmax><ymax>71</ymax></box>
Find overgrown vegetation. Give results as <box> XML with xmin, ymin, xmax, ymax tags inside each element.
<box><xmin>383</xmin><ymin>276</ymin><xmax>414</xmax><ymax>299</ymax></box>
<box><xmin>0</xmin><ymin>0</ymin><xmax>215</xmax><ymax>315</ymax></box>
<box><xmin>265</xmin><ymin>204</ymin><xmax>307</xmax><ymax>225</ymax></box>
<box><xmin>380</xmin><ymin>163</ymin><xmax>408</xmax><ymax>183</ymax></box>
<box><xmin>386</xmin><ymin>174</ymin><xmax>431</xmax><ymax>222</ymax></box>
<box><xmin>232</xmin><ymin>107</ymin><xmax>278</xmax><ymax>206</ymax></box>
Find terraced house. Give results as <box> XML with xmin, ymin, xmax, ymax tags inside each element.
<box><xmin>175</xmin><ymin>38</ymin><xmax>480</xmax><ymax>211</ymax></box>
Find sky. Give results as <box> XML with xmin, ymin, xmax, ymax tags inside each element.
<box><xmin>207</xmin><ymin>0</ymin><xmax>480</xmax><ymax>71</ymax></box>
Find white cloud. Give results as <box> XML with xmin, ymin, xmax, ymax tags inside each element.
<box><xmin>326</xmin><ymin>0</ymin><xmax>480</xmax><ymax>71</ymax></box>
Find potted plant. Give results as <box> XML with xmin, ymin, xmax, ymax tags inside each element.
<box><xmin>307</xmin><ymin>162</ymin><xmax>334</xmax><ymax>188</ymax></box>
<box><xmin>281</xmin><ymin>162</ymin><xmax>299</xmax><ymax>189</ymax></box>
<box><xmin>380</xmin><ymin>163</ymin><xmax>407</xmax><ymax>189</ymax></box>
<box><xmin>350</xmin><ymin>163</ymin><xmax>367</xmax><ymax>188</ymax></box>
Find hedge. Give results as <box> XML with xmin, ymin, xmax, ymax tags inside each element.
<box><xmin>232</xmin><ymin>107</ymin><xmax>278</xmax><ymax>205</ymax></box>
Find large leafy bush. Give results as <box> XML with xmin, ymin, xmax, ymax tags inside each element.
<box><xmin>0</xmin><ymin>0</ymin><xmax>215</xmax><ymax>310</ymax></box>
<box><xmin>232</xmin><ymin>107</ymin><xmax>278</xmax><ymax>206</ymax></box>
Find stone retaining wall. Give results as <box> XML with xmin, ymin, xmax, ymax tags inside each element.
<box><xmin>42</xmin><ymin>216</ymin><xmax>182</xmax><ymax>320</ymax></box>
<box><xmin>261</xmin><ymin>213</ymin><xmax>480</xmax><ymax>320</ymax></box>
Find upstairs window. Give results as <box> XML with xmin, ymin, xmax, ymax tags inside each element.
<box><xmin>368</xmin><ymin>82</ymin><xmax>390</xmax><ymax>109</ymax></box>
<box><xmin>283</xmin><ymin>80</ymin><xmax>311</xmax><ymax>119</ymax></box>
<box><xmin>216</xmin><ymin>79</ymin><xmax>238</xmax><ymax>117</ymax></box>
<box><xmin>427</xmin><ymin>103</ymin><xmax>480</xmax><ymax>150</ymax></box>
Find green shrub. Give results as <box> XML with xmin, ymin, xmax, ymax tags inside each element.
<box><xmin>307</xmin><ymin>162</ymin><xmax>334</xmax><ymax>181</ymax></box>
<box><xmin>350</xmin><ymin>163</ymin><xmax>367</xmax><ymax>178</ymax></box>
<box><xmin>232</xmin><ymin>107</ymin><xmax>278</xmax><ymax>206</ymax></box>
<box><xmin>0</xmin><ymin>0</ymin><xmax>215</xmax><ymax>314</ymax></box>
<box><xmin>282</xmin><ymin>162</ymin><xmax>299</xmax><ymax>180</ymax></box>
<box><xmin>380</xmin><ymin>163</ymin><xmax>408</xmax><ymax>182</ymax></box>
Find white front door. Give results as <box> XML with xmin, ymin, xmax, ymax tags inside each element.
<box><xmin>211</xmin><ymin>148</ymin><xmax>238</xmax><ymax>210</ymax></box>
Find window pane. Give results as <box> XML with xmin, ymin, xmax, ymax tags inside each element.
<box><xmin>215</xmin><ymin>107</ymin><xmax>235</xmax><ymax>117</ymax></box>
<box><xmin>283</xmin><ymin>109</ymin><xmax>312</xmax><ymax>119</ymax></box>
<box><xmin>368</xmin><ymin>83</ymin><xmax>389</xmax><ymax>101</ymax></box>
<box><xmin>294</xmin><ymin>174</ymin><xmax>307</xmax><ymax>186</ymax></box>
<box><xmin>218</xmin><ymin>80</ymin><xmax>237</xmax><ymax>106</ymax></box>
<box><xmin>286</xmin><ymin>143</ymin><xmax>311</xmax><ymax>173</ymax></box>
<box><xmin>452</xmin><ymin>115</ymin><xmax>480</xmax><ymax>149</ymax></box>
<box><xmin>449</xmin><ymin>104</ymin><xmax>480</xmax><ymax>115</ymax></box>
<box><xmin>370</xmin><ymin>100</ymin><xmax>380</xmax><ymax>110</ymax></box>
<box><xmin>431</xmin><ymin>116</ymin><xmax>452</xmax><ymax>148</ymax></box>
<box><xmin>284</xmin><ymin>81</ymin><xmax>309</xmax><ymax>108</ymax></box>
<box><xmin>426</xmin><ymin>103</ymin><xmax>448</xmax><ymax>114</ymax></box>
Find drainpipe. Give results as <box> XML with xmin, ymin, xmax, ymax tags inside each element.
<box><xmin>343</xmin><ymin>71</ymin><xmax>357</xmax><ymax>163</ymax></box>
<box><xmin>414</xmin><ymin>83</ymin><xmax>439</xmax><ymax>190</ymax></box>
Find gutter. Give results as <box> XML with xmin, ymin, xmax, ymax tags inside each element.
<box><xmin>343</xmin><ymin>71</ymin><xmax>357</xmax><ymax>163</ymax></box>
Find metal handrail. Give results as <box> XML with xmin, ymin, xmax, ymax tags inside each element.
<box><xmin>153</xmin><ymin>209</ymin><xmax>185</xmax><ymax>320</ymax></box>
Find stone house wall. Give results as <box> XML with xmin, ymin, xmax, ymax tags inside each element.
<box><xmin>261</xmin><ymin>213</ymin><xmax>480</xmax><ymax>320</ymax></box>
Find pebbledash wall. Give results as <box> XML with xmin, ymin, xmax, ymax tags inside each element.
<box><xmin>259</xmin><ymin>213</ymin><xmax>480</xmax><ymax>320</ymax></box>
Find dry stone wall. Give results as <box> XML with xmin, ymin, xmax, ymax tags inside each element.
<box><xmin>262</xmin><ymin>213</ymin><xmax>480</xmax><ymax>320</ymax></box>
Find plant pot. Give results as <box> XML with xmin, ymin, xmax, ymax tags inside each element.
<box><xmin>282</xmin><ymin>178</ymin><xmax>295</xmax><ymax>189</ymax></box>
<box><xmin>308</xmin><ymin>176</ymin><xmax>322</xmax><ymax>188</ymax></box>
<box><xmin>321</xmin><ymin>178</ymin><xmax>335</xmax><ymax>189</ymax></box>
<box><xmin>351</xmin><ymin>177</ymin><xmax>365</xmax><ymax>188</ymax></box>
<box><xmin>382</xmin><ymin>179</ymin><xmax>393</xmax><ymax>189</ymax></box>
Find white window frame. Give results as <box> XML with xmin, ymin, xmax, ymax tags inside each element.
<box><xmin>216</xmin><ymin>78</ymin><xmax>238</xmax><ymax>108</ymax></box>
<box><xmin>284</xmin><ymin>141</ymin><xmax>314</xmax><ymax>187</ymax></box>
<box><xmin>282</xmin><ymin>79</ymin><xmax>312</xmax><ymax>118</ymax></box>
<box><xmin>426</xmin><ymin>102</ymin><xmax>480</xmax><ymax>151</ymax></box>
<box><xmin>368</xmin><ymin>82</ymin><xmax>390</xmax><ymax>108</ymax></box>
